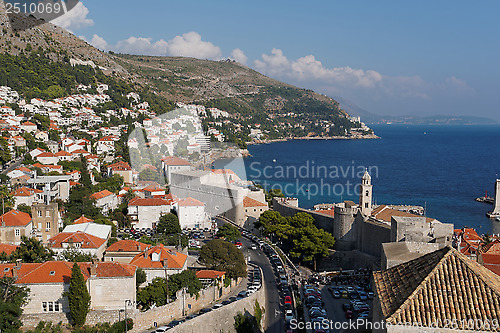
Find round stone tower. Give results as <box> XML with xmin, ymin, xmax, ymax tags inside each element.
<box><xmin>333</xmin><ymin>201</ymin><xmax>357</xmax><ymax>250</ymax></box>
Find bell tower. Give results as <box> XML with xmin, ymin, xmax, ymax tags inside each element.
<box><xmin>493</xmin><ymin>179</ymin><xmax>500</xmax><ymax>215</ymax></box>
<box><xmin>359</xmin><ymin>169</ymin><xmax>372</xmax><ymax>216</ymax></box>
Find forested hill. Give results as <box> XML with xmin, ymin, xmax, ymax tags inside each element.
<box><xmin>0</xmin><ymin>5</ymin><xmax>371</xmax><ymax>141</ymax></box>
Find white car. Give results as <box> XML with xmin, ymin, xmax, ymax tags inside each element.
<box><xmin>251</xmin><ymin>244</ymin><xmax>257</xmax><ymax>250</ymax></box>
<box><xmin>155</xmin><ymin>326</ymin><xmax>169</xmax><ymax>332</ymax></box>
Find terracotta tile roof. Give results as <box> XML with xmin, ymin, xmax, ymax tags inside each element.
<box><xmin>90</xmin><ymin>190</ymin><xmax>113</xmax><ymax>200</ymax></box>
<box><xmin>36</xmin><ymin>152</ymin><xmax>55</xmax><ymax>158</ymax></box>
<box><xmin>482</xmin><ymin>254</ymin><xmax>500</xmax><ymax>276</ymax></box>
<box><xmin>108</xmin><ymin>161</ymin><xmax>132</xmax><ymax>171</ymax></box>
<box><xmin>55</xmin><ymin>151</ymin><xmax>72</xmax><ymax>157</ymax></box>
<box><xmin>129</xmin><ymin>244</ymin><xmax>187</xmax><ymax>269</ymax></box>
<box><xmin>22</xmin><ymin>121</ymin><xmax>36</xmax><ymax>126</ymax></box>
<box><xmin>74</xmin><ymin>215</ymin><xmax>94</xmax><ymax>224</ymax></box>
<box><xmin>72</xmin><ymin>149</ymin><xmax>89</xmax><ymax>154</ymax></box>
<box><xmin>316</xmin><ymin>209</ymin><xmax>335</xmax><ymax>217</ymax></box>
<box><xmin>48</xmin><ymin>231</ymin><xmax>106</xmax><ymax>249</ymax></box>
<box><xmin>371</xmin><ymin>204</ymin><xmax>434</xmax><ymax>223</ymax></box>
<box><xmin>15</xmin><ymin>166</ymin><xmax>32</xmax><ymax>173</ymax></box>
<box><xmin>243</xmin><ymin>196</ymin><xmax>267</xmax><ymax>208</ymax></box>
<box><xmin>195</xmin><ymin>270</ymin><xmax>225</xmax><ymax>279</ymax></box>
<box><xmin>106</xmin><ymin>239</ymin><xmax>149</xmax><ymax>252</ymax></box>
<box><xmin>211</xmin><ymin>169</ymin><xmax>236</xmax><ymax>175</ymax></box>
<box><xmin>161</xmin><ymin>156</ymin><xmax>191</xmax><ymax>166</ymax></box>
<box><xmin>373</xmin><ymin>246</ymin><xmax>500</xmax><ymax>328</ymax></box>
<box><xmin>78</xmin><ymin>262</ymin><xmax>136</xmax><ymax>278</ymax></box>
<box><xmin>0</xmin><ymin>243</ymin><xmax>19</xmax><ymax>255</ymax></box>
<box><xmin>0</xmin><ymin>261</ymin><xmax>136</xmax><ymax>284</ymax></box>
<box><xmin>459</xmin><ymin>228</ymin><xmax>485</xmax><ymax>243</ymax></box>
<box><xmin>0</xmin><ymin>210</ymin><xmax>32</xmax><ymax>227</ymax></box>
<box><xmin>128</xmin><ymin>198</ymin><xmax>170</xmax><ymax>207</ymax></box>
<box><xmin>178</xmin><ymin>197</ymin><xmax>204</xmax><ymax>207</ymax></box>
<box><xmin>11</xmin><ymin>186</ymin><xmax>43</xmax><ymax>197</ymax></box>
<box><xmin>143</xmin><ymin>185</ymin><xmax>165</xmax><ymax>192</ymax></box>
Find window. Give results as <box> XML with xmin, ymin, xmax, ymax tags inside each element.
<box><xmin>37</xmin><ymin>210</ymin><xmax>42</xmax><ymax>217</ymax></box>
<box><xmin>3</xmin><ymin>267</ymin><xmax>9</xmax><ymax>272</ymax></box>
<box><xmin>49</xmin><ymin>271</ymin><xmax>55</xmax><ymax>276</ymax></box>
<box><xmin>46</xmin><ymin>222</ymin><xmax>51</xmax><ymax>230</ymax></box>
<box><xmin>48</xmin><ymin>302</ymin><xmax>53</xmax><ymax>312</ymax></box>
<box><xmin>365</xmin><ymin>203</ymin><xmax>369</xmax><ymax>208</ymax></box>
<box><xmin>15</xmin><ymin>229</ymin><xmax>20</xmax><ymax>237</ymax></box>
<box><xmin>54</xmin><ymin>302</ymin><xmax>60</xmax><ymax>312</ymax></box>
<box><xmin>42</xmin><ymin>302</ymin><xmax>47</xmax><ymax>312</ymax></box>
<box><xmin>366</xmin><ymin>190</ymin><xmax>369</xmax><ymax>197</ymax></box>
<box><xmin>46</xmin><ymin>210</ymin><xmax>50</xmax><ymax>217</ymax></box>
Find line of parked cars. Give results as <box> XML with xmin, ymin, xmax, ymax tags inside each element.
<box><xmin>303</xmin><ymin>284</ymin><xmax>330</xmax><ymax>331</ymax></box>
<box><xmin>328</xmin><ymin>285</ymin><xmax>374</xmax><ymax>300</ymax></box>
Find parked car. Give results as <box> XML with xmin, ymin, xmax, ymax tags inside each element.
<box><xmin>154</xmin><ymin>326</ymin><xmax>169</xmax><ymax>333</ymax></box>
<box><xmin>284</xmin><ymin>295</ymin><xmax>292</xmax><ymax>304</ymax></box>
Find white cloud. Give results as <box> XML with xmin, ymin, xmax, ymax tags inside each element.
<box><xmin>230</xmin><ymin>48</ymin><xmax>248</xmax><ymax>65</ymax></box>
<box><xmin>89</xmin><ymin>34</ymin><xmax>108</xmax><ymax>51</ymax></box>
<box><xmin>52</xmin><ymin>2</ymin><xmax>94</xmax><ymax>31</ymax></box>
<box><xmin>167</xmin><ymin>32</ymin><xmax>221</xmax><ymax>59</ymax></box>
<box><xmin>115</xmin><ymin>37</ymin><xmax>169</xmax><ymax>56</ymax></box>
<box><xmin>254</xmin><ymin>48</ymin><xmax>472</xmax><ymax>101</ymax></box>
<box><xmin>86</xmin><ymin>32</ymin><xmax>222</xmax><ymax>60</ymax></box>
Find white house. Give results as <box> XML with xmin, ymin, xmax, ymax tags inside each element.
<box><xmin>90</xmin><ymin>190</ymin><xmax>118</xmax><ymax>215</ymax></box>
<box><xmin>128</xmin><ymin>198</ymin><xmax>173</xmax><ymax>229</ymax></box>
<box><xmin>0</xmin><ymin>261</ymin><xmax>136</xmax><ymax>314</ymax></box>
<box><xmin>48</xmin><ymin>231</ymin><xmax>107</xmax><ymax>259</ymax></box>
<box><xmin>129</xmin><ymin>244</ymin><xmax>187</xmax><ymax>285</ymax></box>
<box><xmin>20</xmin><ymin>121</ymin><xmax>37</xmax><ymax>133</ymax></box>
<box><xmin>161</xmin><ymin>156</ymin><xmax>191</xmax><ymax>183</ymax></box>
<box><xmin>35</xmin><ymin>152</ymin><xmax>59</xmax><ymax>165</ymax></box>
<box><xmin>177</xmin><ymin>197</ymin><xmax>207</xmax><ymax>230</ymax></box>
<box><xmin>11</xmin><ymin>186</ymin><xmax>44</xmax><ymax>209</ymax></box>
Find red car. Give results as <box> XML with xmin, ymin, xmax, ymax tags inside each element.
<box><xmin>284</xmin><ymin>296</ymin><xmax>292</xmax><ymax>304</ymax></box>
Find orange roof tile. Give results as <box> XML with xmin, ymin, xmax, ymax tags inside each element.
<box><xmin>316</xmin><ymin>209</ymin><xmax>335</xmax><ymax>217</ymax></box>
<box><xmin>243</xmin><ymin>196</ymin><xmax>267</xmax><ymax>208</ymax></box>
<box><xmin>195</xmin><ymin>270</ymin><xmax>226</xmax><ymax>279</ymax></box>
<box><xmin>129</xmin><ymin>244</ymin><xmax>187</xmax><ymax>269</ymax></box>
<box><xmin>0</xmin><ymin>243</ymin><xmax>19</xmax><ymax>255</ymax></box>
<box><xmin>36</xmin><ymin>152</ymin><xmax>55</xmax><ymax>158</ymax></box>
<box><xmin>128</xmin><ymin>198</ymin><xmax>170</xmax><ymax>207</ymax></box>
<box><xmin>48</xmin><ymin>231</ymin><xmax>106</xmax><ymax>249</ymax></box>
<box><xmin>0</xmin><ymin>210</ymin><xmax>32</xmax><ymax>227</ymax></box>
<box><xmin>106</xmin><ymin>239</ymin><xmax>149</xmax><ymax>252</ymax></box>
<box><xmin>74</xmin><ymin>216</ymin><xmax>94</xmax><ymax>224</ymax></box>
<box><xmin>161</xmin><ymin>156</ymin><xmax>191</xmax><ymax>166</ymax></box>
<box><xmin>11</xmin><ymin>187</ymin><xmax>43</xmax><ymax>197</ymax></box>
<box><xmin>0</xmin><ymin>261</ymin><xmax>136</xmax><ymax>284</ymax></box>
<box><xmin>178</xmin><ymin>197</ymin><xmax>204</xmax><ymax>207</ymax></box>
<box><xmin>22</xmin><ymin>121</ymin><xmax>36</xmax><ymax>126</ymax></box>
<box><xmin>371</xmin><ymin>205</ymin><xmax>434</xmax><ymax>223</ymax></box>
<box><xmin>90</xmin><ymin>190</ymin><xmax>113</xmax><ymax>200</ymax></box>
<box><xmin>108</xmin><ymin>161</ymin><xmax>132</xmax><ymax>171</ymax></box>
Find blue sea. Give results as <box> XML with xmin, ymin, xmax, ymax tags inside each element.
<box><xmin>220</xmin><ymin>125</ymin><xmax>500</xmax><ymax>235</ymax></box>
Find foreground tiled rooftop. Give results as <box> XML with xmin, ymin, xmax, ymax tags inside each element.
<box><xmin>373</xmin><ymin>246</ymin><xmax>500</xmax><ymax>329</ymax></box>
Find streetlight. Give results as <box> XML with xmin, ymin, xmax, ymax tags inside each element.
<box><xmin>124</xmin><ymin>299</ymin><xmax>135</xmax><ymax>333</ymax></box>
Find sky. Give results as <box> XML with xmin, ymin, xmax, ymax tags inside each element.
<box><xmin>51</xmin><ymin>0</ymin><xmax>500</xmax><ymax>121</ymax></box>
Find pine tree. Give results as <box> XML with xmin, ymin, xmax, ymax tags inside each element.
<box><xmin>65</xmin><ymin>263</ymin><xmax>91</xmax><ymax>327</ymax></box>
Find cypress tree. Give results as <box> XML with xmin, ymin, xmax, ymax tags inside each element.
<box><xmin>65</xmin><ymin>263</ymin><xmax>91</xmax><ymax>327</ymax></box>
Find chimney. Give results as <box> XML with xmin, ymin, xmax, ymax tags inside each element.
<box><xmin>162</xmin><ymin>259</ymin><xmax>168</xmax><ymax>268</ymax></box>
<box><xmin>90</xmin><ymin>262</ymin><xmax>97</xmax><ymax>277</ymax></box>
<box><xmin>13</xmin><ymin>259</ymin><xmax>22</xmax><ymax>279</ymax></box>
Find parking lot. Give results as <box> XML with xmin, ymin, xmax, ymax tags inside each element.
<box><xmin>299</xmin><ymin>271</ymin><xmax>374</xmax><ymax>333</ymax></box>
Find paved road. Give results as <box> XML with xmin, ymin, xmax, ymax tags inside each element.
<box><xmin>241</xmin><ymin>237</ymin><xmax>284</xmax><ymax>333</ymax></box>
<box><xmin>1</xmin><ymin>156</ymin><xmax>23</xmax><ymax>175</ymax></box>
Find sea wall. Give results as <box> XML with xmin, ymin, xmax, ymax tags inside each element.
<box><xmin>168</xmin><ymin>283</ymin><xmax>266</xmax><ymax>333</ymax></box>
<box><xmin>273</xmin><ymin>198</ymin><xmax>334</xmax><ymax>234</ymax></box>
<box><xmin>357</xmin><ymin>218</ymin><xmax>391</xmax><ymax>258</ymax></box>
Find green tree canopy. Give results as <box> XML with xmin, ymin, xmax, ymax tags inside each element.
<box><xmin>136</xmin><ymin>277</ymin><xmax>168</xmax><ymax>311</ymax></box>
<box><xmin>167</xmin><ymin>270</ymin><xmax>202</xmax><ymax>298</ymax></box>
<box><xmin>58</xmin><ymin>249</ymin><xmax>97</xmax><ymax>263</ymax></box>
<box><xmin>136</xmin><ymin>268</ymin><xmax>146</xmax><ymax>290</ymax></box>
<box><xmin>216</xmin><ymin>223</ymin><xmax>241</xmax><ymax>242</ymax></box>
<box><xmin>0</xmin><ymin>277</ymin><xmax>30</xmax><ymax>332</ymax></box>
<box><xmin>199</xmin><ymin>239</ymin><xmax>246</xmax><ymax>279</ymax></box>
<box><xmin>10</xmin><ymin>236</ymin><xmax>54</xmax><ymax>263</ymax></box>
<box><xmin>156</xmin><ymin>213</ymin><xmax>181</xmax><ymax>235</ymax></box>
<box><xmin>65</xmin><ymin>263</ymin><xmax>91</xmax><ymax>327</ymax></box>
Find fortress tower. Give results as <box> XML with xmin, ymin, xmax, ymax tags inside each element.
<box><xmin>492</xmin><ymin>179</ymin><xmax>500</xmax><ymax>216</ymax></box>
<box><xmin>359</xmin><ymin>170</ymin><xmax>373</xmax><ymax>216</ymax></box>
